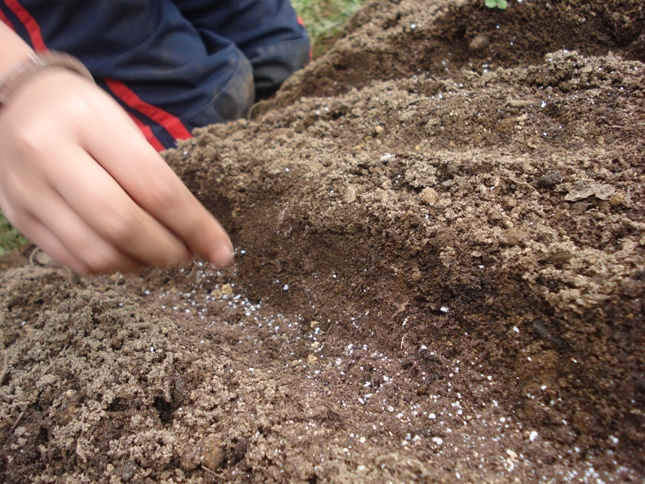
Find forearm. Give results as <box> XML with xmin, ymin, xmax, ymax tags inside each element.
<box><xmin>0</xmin><ymin>23</ymin><xmax>34</xmax><ymax>74</ymax></box>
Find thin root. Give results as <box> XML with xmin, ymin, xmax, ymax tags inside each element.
<box><xmin>0</xmin><ymin>350</ymin><xmax>7</xmax><ymax>383</ymax></box>
<box><xmin>10</xmin><ymin>411</ymin><xmax>24</xmax><ymax>433</ymax></box>
<box><xmin>201</xmin><ymin>465</ymin><xmax>222</xmax><ymax>479</ymax></box>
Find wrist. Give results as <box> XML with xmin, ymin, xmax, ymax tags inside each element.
<box><xmin>0</xmin><ymin>51</ymin><xmax>94</xmax><ymax>108</ymax></box>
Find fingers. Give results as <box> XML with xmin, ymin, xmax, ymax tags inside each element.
<box><xmin>82</xmin><ymin>106</ymin><xmax>234</xmax><ymax>267</ymax></box>
<box><xmin>2</xmin><ymin>171</ymin><xmax>145</xmax><ymax>275</ymax></box>
<box><xmin>0</xmin><ymin>201</ymin><xmax>76</xmax><ymax>271</ymax></box>
<box><xmin>8</xmin><ymin>207</ymin><xmax>142</xmax><ymax>276</ymax></box>
<box><xmin>45</xmin><ymin>141</ymin><xmax>192</xmax><ymax>268</ymax></box>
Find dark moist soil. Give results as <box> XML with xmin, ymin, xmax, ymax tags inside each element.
<box><xmin>1</xmin><ymin>0</ymin><xmax>644</xmax><ymax>482</ymax></box>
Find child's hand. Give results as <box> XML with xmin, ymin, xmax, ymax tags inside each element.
<box><xmin>0</xmin><ymin>69</ymin><xmax>233</xmax><ymax>275</ymax></box>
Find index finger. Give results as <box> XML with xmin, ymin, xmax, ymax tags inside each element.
<box><xmin>82</xmin><ymin>102</ymin><xmax>234</xmax><ymax>266</ymax></box>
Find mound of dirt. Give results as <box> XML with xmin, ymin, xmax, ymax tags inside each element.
<box><xmin>1</xmin><ymin>0</ymin><xmax>644</xmax><ymax>482</ymax></box>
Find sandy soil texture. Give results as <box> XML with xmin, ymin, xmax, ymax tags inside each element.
<box><xmin>1</xmin><ymin>0</ymin><xmax>644</xmax><ymax>482</ymax></box>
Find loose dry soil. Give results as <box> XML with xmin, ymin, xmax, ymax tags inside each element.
<box><xmin>1</xmin><ymin>0</ymin><xmax>644</xmax><ymax>482</ymax></box>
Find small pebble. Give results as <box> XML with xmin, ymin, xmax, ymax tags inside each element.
<box><xmin>420</xmin><ymin>187</ymin><xmax>439</xmax><ymax>206</ymax></box>
<box><xmin>469</xmin><ymin>34</ymin><xmax>490</xmax><ymax>51</ymax></box>
<box><xmin>536</xmin><ymin>171</ymin><xmax>562</xmax><ymax>189</ymax></box>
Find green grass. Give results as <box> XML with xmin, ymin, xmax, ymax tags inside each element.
<box><xmin>0</xmin><ymin>0</ymin><xmax>367</xmax><ymax>255</ymax></box>
<box><xmin>0</xmin><ymin>211</ymin><xmax>28</xmax><ymax>256</ymax></box>
<box><xmin>292</xmin><ymin>0</ymin><xmax>367</xmax><ymax>58</ymax></box>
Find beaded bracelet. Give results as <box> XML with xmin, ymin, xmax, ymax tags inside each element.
<box><xmin>0</xmin><ymin>51</ymin><xmax>94</xmax><ymax>107</ymax></box>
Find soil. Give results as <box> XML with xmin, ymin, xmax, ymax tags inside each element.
<box><xmin>1</xmin><ymin>0</ymin><xmax>644</xmax><ymax>482</ymax></box>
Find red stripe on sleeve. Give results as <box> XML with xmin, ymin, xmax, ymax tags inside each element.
<box><xmin>296</xmin><ymin>16</ymin><xmax>313</xmax><ymax>60</ymax></box>
<box><xmin>5</xmin><ymin>0</ymin><xmax>45</xmax><ymax>50</ymax></box>
<box><xmin>0</xmin><ymin>10</ymin><xmax>15</xmax><ymax>30</ymax></box>
<box><xmin>127</xmin><ymin>113</ymin><xmax>166</xmax><ymax>152</ymax></box>
<box><xmin>104</xmin><ymin>78</ymin><xmax>193</xmax><ymax>142</ymax></box>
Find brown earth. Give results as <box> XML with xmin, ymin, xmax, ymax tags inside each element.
<box><xmin>1</xmin><ymin>0</ymin><xmax>644</xmax><ymax>482</ymax></box>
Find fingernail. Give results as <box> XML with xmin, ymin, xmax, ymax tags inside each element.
<box><xmin>214</xmin><ymin>239</ymin><xmax>234</xmax><ymax>267</ymax></box>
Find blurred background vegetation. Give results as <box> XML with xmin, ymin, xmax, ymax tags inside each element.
<box><xmin>292</xmin><ymin>0</ymin><xmax>367</xmax><ymax>58</ymax></box>
<box><xmin>0</xmin><ymin>213</ymin><xmax>28</xmax><ymax>256</ymax></box>
<box><xmin>0</xmin><ymin>0</ymin><xmax>369</xmax><ymax>255</ymax></box>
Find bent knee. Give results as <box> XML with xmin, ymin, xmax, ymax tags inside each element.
<box><xmin>187</xmin><ymin>53</ymin><xmax>255</xmax><ymax>129</ymax></box>
<box><xmin>247</xmin><ymin>36</ymin><xmax>311</xmax><ymax>99</ymax></box>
